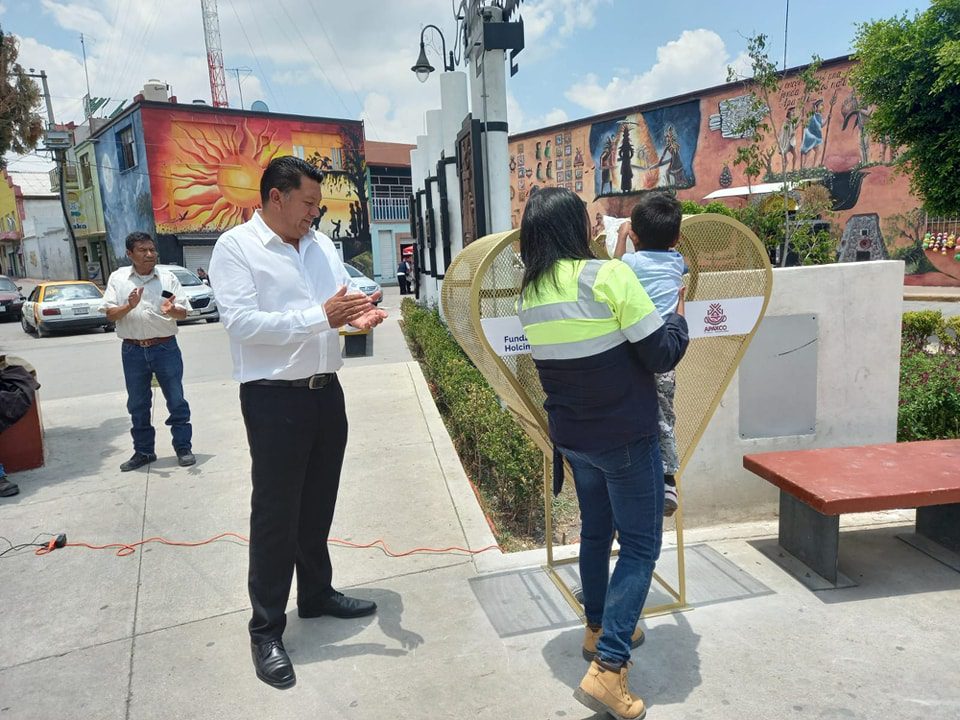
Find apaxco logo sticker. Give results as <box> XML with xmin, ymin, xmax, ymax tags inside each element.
<box><xmin>703</xmin><ymin>302</ymin><xmax>728</xmax><ymax>332</ymax></box>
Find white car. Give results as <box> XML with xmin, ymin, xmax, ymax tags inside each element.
<box><xmin>344</xmin><ymin>264</ymin><xmax>382</xmax><ymax>305</ymax></box>
<box><xmin>156</xmin><ymin>264</ymin><xmax>219</xmax><ymax>324</ymax></box>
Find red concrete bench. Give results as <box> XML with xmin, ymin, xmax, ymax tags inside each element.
<box><xmin>743</xmin><ymin>440</ymin><xmax>960</xmax><ymax>589</ymax></box>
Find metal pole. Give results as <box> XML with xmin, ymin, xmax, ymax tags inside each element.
<box><xmin>38</xmin><ymin>71</ymin><xmax>55</xmax><ymax>128</ymax></box>
<box><xmin>56</xmin><ymin>149</ymin><xmax>83</xmax><ymax>280</ymax></box>
<box><xmin>80</xmin><ymin>33</ymin><xmax>92</xmax><ymax>116</ymax></box>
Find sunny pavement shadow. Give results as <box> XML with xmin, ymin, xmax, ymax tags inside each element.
<box><xmin>285</xmin><ymin>588</ymin><xmax>425</xmax><ymax>664</ymax></box>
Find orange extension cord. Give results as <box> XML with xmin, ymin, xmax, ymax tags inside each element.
<box><xmin>33</xmin><ymin>533</ymin><xmax>502</xmax><ymax>558</ymax></box>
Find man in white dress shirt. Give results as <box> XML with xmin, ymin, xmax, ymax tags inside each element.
<box><xmin>209</xmin><ymin>156</ymin><xmax>386</xmax><ymax>689</ymax></box>
<box><xmin>103</xmin><ymin>232</ymin><xmax>196</xmax><ymax>472</ymax></box>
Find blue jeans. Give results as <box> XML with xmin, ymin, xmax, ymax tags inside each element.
<box><xmin>562</xmin><ymin>435</ymin><xmax>664</xmax><ymax>666</ymax></box>
<box><xmin>121</xmin><ymin>337</ymin><xmax>192</xmax><ymax>454</ymax></box>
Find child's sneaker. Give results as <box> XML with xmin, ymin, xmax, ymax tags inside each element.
<box><xmin>664</xmin><ymin>484</ymin><xmax>678</xmax><ymax>517</ymax></box>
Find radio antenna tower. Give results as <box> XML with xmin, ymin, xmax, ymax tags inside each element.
<box><xmin>201</xmin><ymin>0</ymin><xmax>229</xmax><ymax>107</ymax></box>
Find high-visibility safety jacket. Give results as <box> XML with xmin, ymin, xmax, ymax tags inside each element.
<box><xmin>518</xmin><ymin>258</ymin><xmax>689</xmax><ymax>492</ymax></box>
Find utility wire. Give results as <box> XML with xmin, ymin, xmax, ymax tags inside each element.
<box><xmin>275</xmin><ymin>0</ymin><xmax>354</xmax><ymax>119</ymax></box>
<box><xmin>224</xmin><ymin>0</ymin><xmax>281</xmax><ymax>109</ymax></box>
<box><xmin>305</xmin><ymin>2</ymin><xmax>376</xmax><ymax>139</ymax></box>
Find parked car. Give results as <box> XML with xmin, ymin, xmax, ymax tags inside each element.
<box><xmin>21</xmin><ymin>281</ymin><xmax>113</xmax><ymax>337</ymax></box>
<box><xmin>344</xmin><ymin>263</ymin><xmax>382</xmax><ymax>305</ymax></box>
<box><xmin>156</xmin><ymin>264</ymin><xmax>220</xmax><ymax>324</ymax></box>
<box><xmin>0</xmin><ymin>275</ymin><xmax>25</xmax><ymax>321</ymax></box>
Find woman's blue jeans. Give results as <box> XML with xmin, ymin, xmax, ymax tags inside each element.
<box><xmin>562</xmin><ymin>435</ymin><xmax>664</xmax><ymax>666</ymax></box>
<box><xmin>121</xmin><ymin>337</ymin><xmax>192</xmax><ymax>455</ymax></box>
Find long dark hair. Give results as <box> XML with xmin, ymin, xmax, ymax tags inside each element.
<box><xmin>520</xmin><ymin>187</ymin><xmax>594</xmax><ymax>292</ymax></box>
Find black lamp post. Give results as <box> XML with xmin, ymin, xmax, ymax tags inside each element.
<box><xmin>411</xmin><ymin>24</ymin><xmax>455</xmax><ymax>82</ymax></box>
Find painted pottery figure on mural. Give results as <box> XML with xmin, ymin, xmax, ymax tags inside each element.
<box><xmin>656</xmin><ymin>126</ymin><xmax>687</xmax><ymax>187</ymax></box>
<box><xmin>778</xmin><ymin>107</ymin><xmax>799</xmax><ymax>172</ymax></box>
<box><xmin>800</xmin><ymin>99</ymin><xmax>824</xmax><ymax>166</ymax></box>
<box><xmin>618</xmin><ymin>128</ymin><xmax>635</xmax><ymax>192</ymax></box>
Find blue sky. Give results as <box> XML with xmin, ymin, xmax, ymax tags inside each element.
<box><xmin>3</xmin><ymin>0</ymin><xmax>925</xmax><ymax>172</ymax></box>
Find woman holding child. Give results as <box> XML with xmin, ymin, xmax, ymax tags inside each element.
<box><xmin>517</xmin><ymin>187</ymin><xmax>688</xmax><ymax>720</ymax></box>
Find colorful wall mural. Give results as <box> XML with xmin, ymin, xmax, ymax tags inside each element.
<box><xmin>93</xmin><ymin>107</ymin><xmax>156</xmax><ymax>260</ymax></box>
<box><xmin>508</xmin><ymin>56</ymin><xmax>960</xmax><ymax>286</ymax></box>
<box><xmin>142</xmin><ymin>108</ymin><xmax>368</xmax><ymax>253</ymax></box>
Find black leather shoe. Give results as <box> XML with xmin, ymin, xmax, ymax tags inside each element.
<box><xmin>176</xmin><ymin>449</ymin><xmax>196</xmax><ymax>467</ymax></box>
<box><xmin>298</xmin><ymin>590</ymin><xmax>377</xmax><ymax>619</ymax></box>
<box><xmin>251</xmin><ymin>639</ymin><xmax>296</xmax><ymax>689</ymax></box>
<box><xmin>120</xmin><ymin>452</ymin><xmax>157</xmax><ymax>472</ymax></box>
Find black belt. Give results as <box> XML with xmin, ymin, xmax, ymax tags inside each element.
<box><xmin>244</xmin><ymin>373</ymin><xmax>335</xmax><ymax>390</ymax></box>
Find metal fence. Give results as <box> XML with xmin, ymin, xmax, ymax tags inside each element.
<box><xmin>370</xmin><ymin>196</ymin><xmax>410</xmax><ymax>222</ymax></box>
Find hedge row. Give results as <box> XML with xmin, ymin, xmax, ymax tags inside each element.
<box><xmin>401</xmin><ymin>299</ymin><xmax>545</xmax><ymax>543</ymax></box>
<box><xmin>899</xmin><ymin>311</ymin><xmax>960</xmax><ymax>441</ymax></box>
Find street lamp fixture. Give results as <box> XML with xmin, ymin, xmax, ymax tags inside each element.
<box><xmin>411</xmin><ymin>24</ymin><xmax>455</xmax><ymax>83</ymax></box>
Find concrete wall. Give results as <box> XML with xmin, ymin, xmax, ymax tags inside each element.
<box><xmin>681</xmin><ymin>260</ymin><xmax>903</xmax><ymax>526</ymax></box>
<box><xmin>20</xmin><ymin>197</ymin><xmax>76</xmax><ymax>280</ymax></box>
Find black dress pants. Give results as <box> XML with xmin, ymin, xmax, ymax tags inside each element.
<box><xmin>239</xmin><ymin>377</ymin><xmax>348</xmax><ymax>643</ymax></box>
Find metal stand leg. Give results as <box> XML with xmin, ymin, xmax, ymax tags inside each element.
<box><xmin>897</xmin><ymin>503</ymin><xmax>960</xmax><ymax>573</ymax></box>
<box><xmin>757</xmin><ymin>491</ymin><xmax>855</xmax><ymax>590</ymax></box>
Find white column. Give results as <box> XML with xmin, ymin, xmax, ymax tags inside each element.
<box><xmin>411</xmin><ymin>141</ymin><xmax>428</xmax><ymax>304</ymax></box>
<box><xmin>467</xmin><ymin>7</ymin><xmax>511</xmax><ymax>235</ymax></box>
<box><xmin>440</xmin><ymin>71</ymin><xmax>469</xmax><ymax>267</ymax></box>
<box><xmin>425</xmin><ymin>109</ymin><xmax>444</xmax><ymax>308</ymax></box>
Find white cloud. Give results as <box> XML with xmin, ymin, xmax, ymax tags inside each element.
<box><xmin>0</xmin><ymin>3</ymin><xmax>7</xmax><ymax>17</ymax></box>
<box><xmin>521</xmin><ymin>0</ymin><xmax>610</xmax><ymax>59</ymax></box>
<box><xmin>13</xmin><ymin>0</ymin><xmax>580</xmax><ymax>144</ymax></box>
<box><xmin>40</xmin><ymin>0</ymin><xmax>107</xmax><ymax>30</ymax></box>
<box><xmin>507</xmin><ymin>92</ymin><xmax>568</xmax><ymax>134</ymax></box>
<box><xmin>564</xmin><ymin>29</ymin><xmax>750</xmax><ymax>114</ymax></box>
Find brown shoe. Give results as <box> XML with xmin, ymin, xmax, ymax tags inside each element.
<box><xmin>582</xmin><ymin>623</ymin><xmax>645</xmax><ymax>661</ymax></box>
<box><xmin>574</xmin><ymin>659</ymin><xmax>646</xmax><ymax>720</ymax></box>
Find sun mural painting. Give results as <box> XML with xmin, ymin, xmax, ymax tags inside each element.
<box><xmin>146</xmin><ymin>110</ymin><xmax>367</xmax><ymax>243</ymax></box>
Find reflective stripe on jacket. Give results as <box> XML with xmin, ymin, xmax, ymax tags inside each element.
<box><xmin>518</xmin><ymin>258</ymin><xmax>689</xmax><ymax>477</ymax></box>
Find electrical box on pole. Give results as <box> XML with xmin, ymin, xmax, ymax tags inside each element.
<box><xmin>200</xmin><ymin>0</ymin><xmax>229</xmax><ymax>107</ymax></box>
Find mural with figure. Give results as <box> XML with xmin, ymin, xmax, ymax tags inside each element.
<box><xmin>508</xmin><ymin>56</ymin><xmax>958</xmax><ymax>285</ymax></box>
<box><xmin>142</xmin><ymin>109</ymin><xmax>368</xmax><ymax>252</ymax></box>
<box><xmin>589</xmin><ymin>100</ymin><xmax>700</xmax><ymax>197</ymax></box>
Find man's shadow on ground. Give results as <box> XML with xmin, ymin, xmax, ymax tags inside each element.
<box><xmin>284</xmin><ymin>588</ymin><xmax>424</xmax><ymax>664</ymax></box>
<box><xmin>542</xmin><ymin>610</ymin><xmax>702</xmax><ymax>711</ymax></box>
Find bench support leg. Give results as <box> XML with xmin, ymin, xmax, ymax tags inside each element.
<box><xmin>896</xmin><ymin>503</ymin><xmax>960</xmax><ymax>573</ymax></box>
<box><xmin>757</xmin><ymin>492</ymin><xmax>856</xmax><ymax>590</ymax></box>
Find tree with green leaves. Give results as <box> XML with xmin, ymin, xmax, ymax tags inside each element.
<box><xmin>0</xmin><ymin>26</ymin><xmax>43</xmax><ymax>168</ymax></box>
<box><xmin>849</xmin><ymin>0</ymin><xmax>960</xmax><ymax>215</ymax></box>
<box><xmin>726</xmin><ymin>34</ymin><xmax>823</xmax><ymax>265</ymax></box>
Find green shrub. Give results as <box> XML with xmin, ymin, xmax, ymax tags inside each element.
<box><xmin>901</xmin><ymin>310</ymin><xmax>944</xmax><ymax>351</ymax></box>
<box><xmin>401</xmin><ymin>299</ymin><xmax>545</xmax><ymax>543</ymax></box>
<box><xmin>898</xmin><ymin>347</ymin><xmax>960</xmax><ymax>441</ymax></box>
<box><xmin>898</xmin><ymin>310</ymin><xmax>960</xmax><ymax>441</ymax></box>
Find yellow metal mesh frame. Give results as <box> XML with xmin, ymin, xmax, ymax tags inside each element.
<box><xmin>441</xmin><ymin>214</ymin><xmax>772</xmax><ymax>619</ymax></box>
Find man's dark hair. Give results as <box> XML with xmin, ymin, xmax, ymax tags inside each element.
<box><xmin>125</xmin><ymin>231</ymin><xmax>154</xmax><ymax>251</ymax></box>
<box><xmin>520</xmin><ymin>187</ymin><xmax>593</xmax><ymax>291</ymax></box>
<box><xmin>630</xmin><ymin>191</ymin><xmax>682</xmax><ymax>250</ymax></box>
<box><xmin>259</xmin><ymin>156</ymin><xmax>325</xmax><ymax>204</ymax></box>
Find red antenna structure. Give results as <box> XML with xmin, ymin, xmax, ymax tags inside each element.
<box><xmin>200</xmin><ymin>0</ymin><xmax>229</xmax><ymax>107</ymax></box>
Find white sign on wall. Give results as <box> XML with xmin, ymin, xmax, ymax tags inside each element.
<box><xmin>686</xmin><ymin>297</ymin><xmax>765</xmax><ymax>339</ymax></box>
<box><xmin>481</xmin><ymin>316</ymin><xmax>531</xmax><ymax>356</ymax></box>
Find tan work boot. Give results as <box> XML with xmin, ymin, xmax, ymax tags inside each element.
<box><xmin>574</xmin><ymin>659</ymin><xmax>646</xmax><ymax>720</ymax></box>
<box><xmin>582</xmin><ymin>623</ymin><xmax>645</xmax><ymax>661</ymax></box>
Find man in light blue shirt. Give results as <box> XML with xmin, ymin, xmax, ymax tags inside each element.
<box><xmin>613</xmin><ymin>192</ymin><xmax>687</xmax><ymax>516</ymax></box>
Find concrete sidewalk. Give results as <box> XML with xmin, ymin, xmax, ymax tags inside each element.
<box><xmin>1</xmin><ymin>288</ymin><xmax>959</xmax><ymax>719</ymax></box>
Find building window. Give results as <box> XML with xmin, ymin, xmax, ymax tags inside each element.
<box><xmin>330</xmin><ymin>147</ymin><xmax>344</xmax><ymax>170</ymax></box>
<box><xmin>117</xmin><ymin>126</ymin><xmax>137</xmax><ymax>171</ymax></box>
<box><xmin>79</xmin><ymin>153</ymin><xmax>93</xmax><ymax>188</ymax></box>
<box><xmin>292</xmin><ymin>145</ymin><xmax>305</xmax><ymax>159</ymax></box>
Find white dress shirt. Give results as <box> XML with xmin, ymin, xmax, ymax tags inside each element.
<box><xmin>209</xmin><ymin>211</ymin><xmax>353</xmax><ymax>382</ymax></box>
<box><xmin>102</xmin><ymin>266</ymin><xmax>186</xmax><ymax>340</ymax></box>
